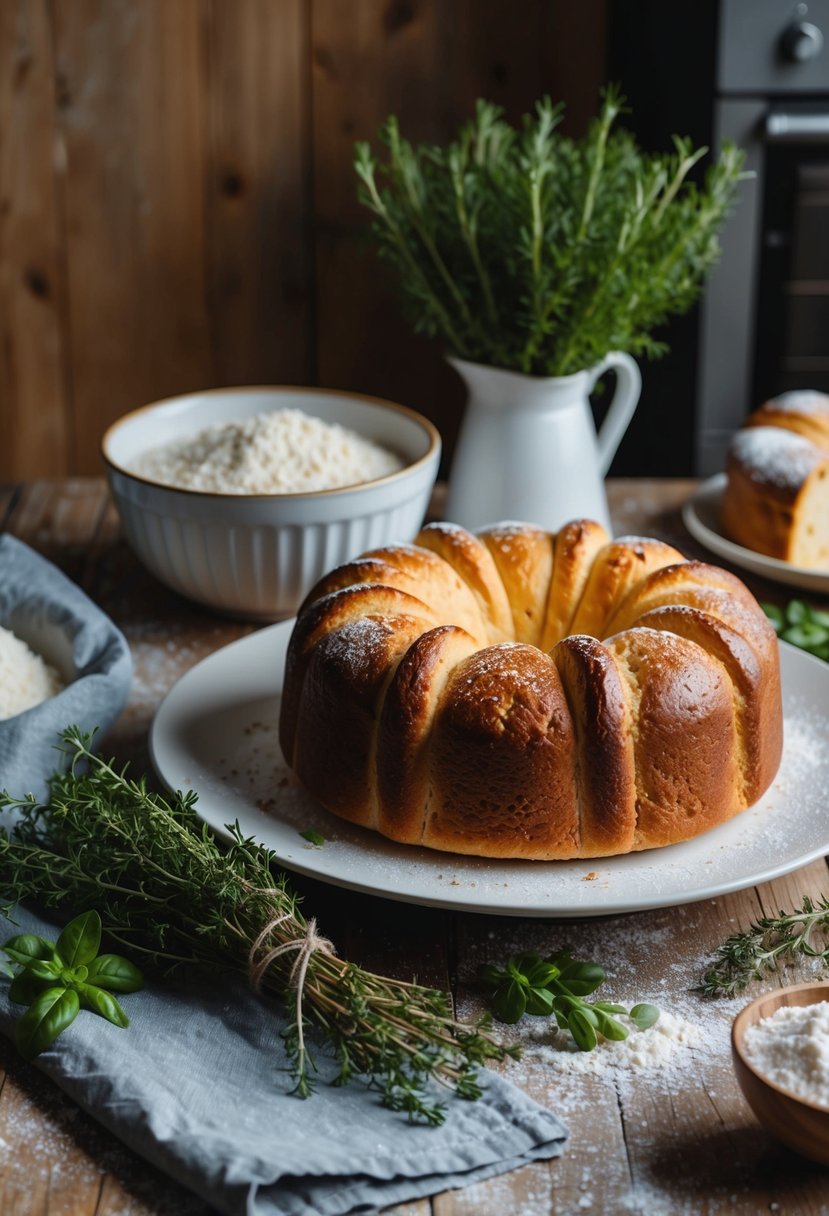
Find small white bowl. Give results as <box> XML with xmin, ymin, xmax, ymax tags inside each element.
<box><xmin>102</xmin><ymin>386</ymin><xmax>441</xmax><ymax>621</ymax></box>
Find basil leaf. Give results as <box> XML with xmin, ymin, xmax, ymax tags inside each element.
<box><xmin>568</xmin><ymin>1008</ymin><xmax>598</xmax><ymax>1052</ymax></box>
<box><xmin>56</xmin><ymin>910</ymin><xmax>101</xmax><ymax>968</ymax></box>
<box><xmin>299</xmin><ymin>829</ymin><xmax>325</xmax><ymax>846</ymax></box>
<box><xmin>78</xmin><ymin>984</ymin><xmax>129</xmax><ymax>1028</ymax></box>
<box><xmin>524</xmin><ymin>986</ymin><xmax>555</xmax><ymax>1015</ymax></box>
<box><xmin>783</xmin><ymin>623</ymin><xmax>829</xmax><ymax>650</ymax></box>
<box><xmin>592</xmin><ymin>1001</ymin><xmax>628</xmax><ymax>1015</ymax></box>
<box><xmin>86</xmin><ymin>954</ymin><xmax>144</xmax><ymax>993</ymax></box>
<box><xmin>593</xmin><ymin>1009</ymin><xmax>628</xmax><ymax>1041</ymax></box>
<box><xmin>2</xmin><ymin>934</ymin><xmax>57</xmax><ymax>966</ymax></box>
<box><xmin>25</xmin><ymin>959</ymin><xmax>63</xmax><ymax>982</ymax></box>
<box><xmin>8</xmin><ymin>970</ymin><xmax>50</xmax><ymax>1006</ymax></box>
<box><xmin>478</xmin><ymin>963</ymin><xmax>506</xmax><ymax>988</ymax></box>
<box><xmin>525</xmin><ymin>960</ymin><xmax>560</xmax><ymax>988</ymax></box>
<box><xmin>786</xmin><ymin>600</ymin><xmax>809</xmax><ymax>625</ymax></box>
<box><xmin>492</xmin><ymin>980</ymin><xmax>527</xmax><ymax>1023</ymax></box>
<box><xmin>16</xmin><ymin>987</ymin><xmax>80</xmax><ymax>1060</ymax></box>
<box><xmin>809</xmin><ymin>606</ymin><xmax>829</xmax><ymax>629</ymax></box>
<box><xmin>630</xmin><ymin>1003</ymin><xmax>660</xmax><ymax>1031</ymax></box>
<box><xmin>554</xmin><ymin>960</ymin><xmax>605</xmax><ymax>994</ymax></box>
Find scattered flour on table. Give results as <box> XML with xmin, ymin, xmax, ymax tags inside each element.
<box><xmin>521</xmin><ymin>1007</ymin><xmax>704</xmax><ymax>1078</ymax></box>
<box><xmin>133</xmin><ymin>407</ymin><xmax>404</xmax><ymax>493</ymax></box>
<box><xmin>0</xmin><ymin>624</ymin><xmax>64</xmax><ymax>718</ymax></box>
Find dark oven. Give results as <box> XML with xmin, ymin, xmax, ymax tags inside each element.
<box><xmin>611</xmin><ymin>0</ymin><xmax>829</xmax><ymax>476</ymax></box>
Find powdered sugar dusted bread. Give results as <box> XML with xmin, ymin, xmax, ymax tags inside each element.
<box><xmin>279</xmin><ymin>520</ymin><xmax>783</xmax><ymax>860</ymax></box>
<box><xmin>722</xmin><ymin>393</ymin><xmax>829</xmax><ymax>569</ymax></box>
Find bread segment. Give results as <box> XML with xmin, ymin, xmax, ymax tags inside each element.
<box><xmin>478</xmin><ymin>523</ymin><xmax>554</xmax><ymax>645</ymax></box>
<box><xmin>423</xmin><ymin>643</ymin><xmax>580</xmax><ymax>859</ymax></box>
<box><xmin>568</xmin><ymin>536</ymin><xmax>684</xmax><ymax>639</ymax></box>
<box><xmin>608</xmin><ymin>627</ymin><xmax>742</xmax><ymax>850</ymax></box>
<box><xmin>552</xmin><ymin>635</ymin><xmax>636</xmax><ymax>857</ymax></box>
<box><xmin>415</xmin><ymin>522</ymin><xmax>514</xmax><ymax>642</ymax></box>
<box><xmin>541</xmin><ymin>519</ymin><xmax>609</xmax><ymax>648</ymax></box>
<box><xmin>376</xmin><ymin>625</ymin><xmax>478</xmax><ymax>843</ymax></box>
<box><xmin>632</xmin><ymin>604</ymin><xmax>783</xmax><ymax>805</ymax></box>
<box><xmin>292</xmin><ymin>611</ymin><xmax>426</xmax><ymax>828</ymax></box>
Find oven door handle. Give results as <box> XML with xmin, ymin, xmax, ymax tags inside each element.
<box><xmin>765</xmin><ymin>111</ymin><xmax>829</xmax><ymax>142</ymax></box>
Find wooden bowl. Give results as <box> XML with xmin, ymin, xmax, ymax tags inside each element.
<box><xmin>732</xmin><ymin>981</ymin><xmax>829</xmax><ymax>1164</ymax></box>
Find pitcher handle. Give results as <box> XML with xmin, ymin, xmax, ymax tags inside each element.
<box><xmin>589</xmin><ymin>351</ymin><xmax>642</xmax><ymax>477</ymax></box>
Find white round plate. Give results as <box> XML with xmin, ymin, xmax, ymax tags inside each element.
<box><xmin>150</xmin><ymin>620</ymin><xmax>829</xmax><ymax>918</ymax></box>
<box><xmin>683</xmin><ymin>474</ymin><xmax>829</xmax><ymax>594</ymax></box>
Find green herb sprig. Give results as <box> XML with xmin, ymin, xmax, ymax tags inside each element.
<box><xmin>0</xmin><ymin>728</ymin><xmax>515</xmax><ymax>1125</ymax></box>
<box><xmin>763</xmin><ymin>599</ymin><xmax>829</xmax><ymax>661</ymax></box>
<box><xmin>355</xmin><ymin>87</ymin><xmax>746</xmax><ymax>376</ymax></box>
<box><xmin>1</xmin><ymin>910</ymin><xmax>142</xmax><ymax>1060</ymax></box>
<box><xmin>696</xmin><ymin>895</ymin><xmax>829</xmax><ymax>997</ymax></box>
<box><xmin>479</xmin><ymin>950</ymin><xmax>659</xmax><ymax>1052</ymax></box>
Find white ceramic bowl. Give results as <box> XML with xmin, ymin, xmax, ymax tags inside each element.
<box><xmin>102</xmin><ymin>387</ymin><xmax>441</xmax><ymax>620</ymax></box>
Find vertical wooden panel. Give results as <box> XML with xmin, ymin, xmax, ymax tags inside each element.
<box><xmin>0</xmin><ymin>0</ymin><xmax>609</xmax><ymax>478</ymax></box>
<box><xmin>0</xmin><ymin>0</ymin><xmax>70</xmax><ymax>479</ymax></box>
<box><xmin>310</xmin><ymin>0</ymin><xmax>609</xmax><ymax>474</ymax></box>
<box><xmin>52</xmin><ymin>0</ymin><xmax>212</xmax><ymax>473</ymax></box>
<box><xmin>311</xmin><ymin>0</ymin><xmax>464</xmax><ymax>466</ymax></box>
<box><xmin>206</xmin><ymin>0</ymin><xmax>311</xmax><ymax>387</ymax></box>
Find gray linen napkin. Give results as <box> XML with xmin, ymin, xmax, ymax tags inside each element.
<box><xmin>0</xmin><ymin>535</ymin><xmax>132</xmax><ymax>800</ymax></box>
<box><xmin>0</xmin><ymin>905</ymin><xmax>568</xmax><ymax>1216</ymax></box>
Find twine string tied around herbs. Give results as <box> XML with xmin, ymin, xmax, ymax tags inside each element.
<box><xmin>248</xmin><ymin>910</ymin><xmax>337</xmax><ymax>1058</ymax></box>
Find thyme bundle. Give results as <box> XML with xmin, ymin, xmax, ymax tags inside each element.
<box><xmin>355</xmin><ymin>87</ymin><xmax>746</xmax><ymax>376</ymax></box>
<box><xmin>0</xmin><ymin>728</ymin><xmax>515</xmax><ymax>1124</ymax></box>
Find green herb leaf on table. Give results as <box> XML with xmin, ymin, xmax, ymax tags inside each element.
<box><xmin>762</xmin><ymin>600</ymin><xmax>829</xmax><ymax>662</ymax></box>
<box><xmin>0</xmin><ymin>909</ymin><xmax>143</xmax><ymax>1057</ymax></box>
<box><xmin>299</xmin><ymin>829</ymin><xmax>325</xmax><ymax>846</ymax></box>
<box><xmin>479</xmin><ymin>950</ymin><xmax>659</xmax><ymax>1051</ymax></box>
<box><xmin>355</xmin><ymin>87</ymin><xmax>746</xmax><ymax>377</ymax></box>
<box><xmin>16</xmin><ymin>987</ymin><xmax>80</xmax><ymax>1061</ymax></box>
<box><xmin>0</xmin><ymin>727</ymin><xmax>517</xmax><ymax>1125</ymax></box>
<box><xmin>695</xmin><ymin>895</ymin><xmax>829</xmax><ymax>997</ymax></box>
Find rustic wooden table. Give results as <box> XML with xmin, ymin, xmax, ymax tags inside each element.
<box><xmin>1</xmin><ymin>477</ymin><xmax>829</xmax><ymax>1216</ymax></box>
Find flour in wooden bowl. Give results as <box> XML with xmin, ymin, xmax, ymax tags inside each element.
<box><xmin>0</xmin><ymin>625</ymin><xmax>64</xmax><ymax>719</ymax></box>
<box><xmin>134</xmin><ymin>408</ymin><xmax>404</xmax><ymax>494</ymax></box>
<box><xmin>743</xmin><ymin>1000</ymin><xmax>829</xmax><ymax>1107</ymax></box>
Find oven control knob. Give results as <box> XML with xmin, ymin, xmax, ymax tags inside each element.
<box><xmin>781</xmin><ymin>19</ymin><xmax>824</xmax><ymax>61</ymax></box>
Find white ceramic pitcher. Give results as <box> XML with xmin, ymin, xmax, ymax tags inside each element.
<box><xmin>444</xmin><ymin>352</ymin><xmax>641</xmax><ymax>535</ymax></box>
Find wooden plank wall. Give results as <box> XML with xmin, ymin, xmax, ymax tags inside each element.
<box><xmin>0</xmin><ymin>0</ymin><xmax>607</xmax><ymax>479</ymax></box>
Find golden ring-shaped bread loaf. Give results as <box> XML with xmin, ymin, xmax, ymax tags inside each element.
<box><xmin>279</xmin><ymin>519</ymin><xmax>783</xmax><ymax>860</ymax></box>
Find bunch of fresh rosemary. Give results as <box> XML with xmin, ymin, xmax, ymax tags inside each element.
<box><xmin>355</xmin><ymin>87</ymin><xmax>746</xmax><ymax>376</ymax></box>
<box><xmin>0</xmin><ymin>727</ymin><xmax>515</xmax><ymax>1124</ymax></box>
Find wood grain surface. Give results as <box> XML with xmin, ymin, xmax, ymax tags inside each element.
<box><xmin>0</xmin><ymin>0</ymin><xmax>608</xmax><ymax>482</ymax></box>
<box><xmin>1</xmin><ymin>477</ymin><xmax>829</xmax><ymax>1215</ymax></box>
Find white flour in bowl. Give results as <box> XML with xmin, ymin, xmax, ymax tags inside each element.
<box><xmin>133</xmin><ymin>407</ymin><xmax>405</xmax><ymax>494</ymax></box>
<box><xmin>743</xmin><ymin>1000</ymin><xmax>829</xmax><ymax>1107</ymax></box>
<box><xmin>0</xmin><ymin>625</ymin><xmax>64</xmax><ymax>719</ymax></box>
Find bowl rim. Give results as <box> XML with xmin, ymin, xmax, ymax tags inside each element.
<box><xmin>100</xmin><ymin>384</ymin><xmax>442</xmax><ymax>501</ymax></box>
<box><xmin>732</xmin><ymin>980</ymin><xmax>829</xmax><ymax>1113</ymax></box>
